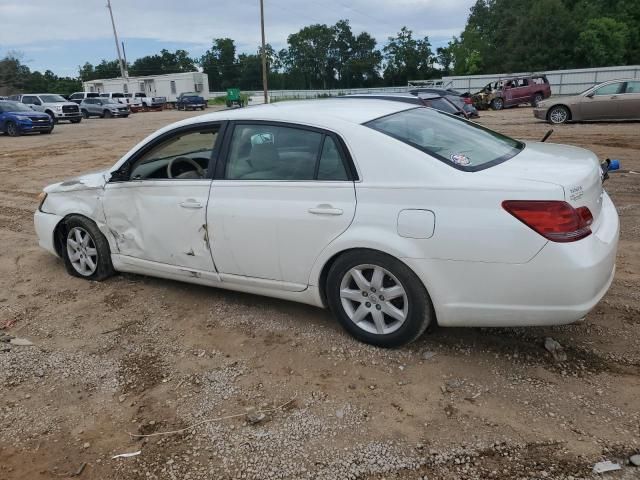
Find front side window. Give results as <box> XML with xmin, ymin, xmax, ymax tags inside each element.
<box><xmin>594</xmin><ymin>82</ymin><xmax>624</xmax><ymax>96</ymax></box>
<box><xmin>127</xmin><ymin>127</ymin><xmax>220</xmax><ymax>181</ymax></box>
<box><xmin>366</xmin><ymin>107</ymin><xmax>524</xmax><ymax>171</ymax></box>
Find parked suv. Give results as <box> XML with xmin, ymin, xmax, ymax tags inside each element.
<box><xmin>9</xmin><ymin>93</ymin><xmax>82</xmax><ymax>123</ymax></box>
<box><xmin>80</xmin><ymin>98</ymin><xmax>130</xmax><ymax>118</ymax></box>
<box><xmin>0</xmin><ymin>100</ymin><xmax>54</xmax><ymax>136</ymax></box>
<box><xmin>69</xmin><ymin>92</ymin><xmax>101</xmax><ymax>104</ymax></box>
<box><xmin>472</xmin><ymin>74</ymin><xmax>551</xmax><ymax>110</ymax></box>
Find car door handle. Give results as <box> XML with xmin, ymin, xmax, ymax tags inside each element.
<box><xmin>179</xmin><ymin>200</ymin><xmax>203</xmax><ymax>209</ymax></box>
<box><xmin>308</xmin><ymin>205</ymin><xmax>343</xmax><ymax>216</ymax></box>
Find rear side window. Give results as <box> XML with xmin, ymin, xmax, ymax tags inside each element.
<box><xmin>366</xmin><ymin>107</ymin><xmax>524</xmax><ymax>171</ymax></box>
<box><xmin>225</xmin><ymin>124</ymin><xmax>351</xmax><ymax>181</ymax></box>
<box><xmin>625</xmin><ymin>81</ymin><xmax>640</xmax><ymax>93</ymax></box>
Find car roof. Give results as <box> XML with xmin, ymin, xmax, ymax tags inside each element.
<box><xmin>190</xmin><ymin>99</ymin><xmax>416</xmax><ymax>127</ymax></box>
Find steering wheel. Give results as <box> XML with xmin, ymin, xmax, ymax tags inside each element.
<box><xmin>167</xmin><ymin>156</ymin><xmax>205</xmax><ymax>179</ymax></box>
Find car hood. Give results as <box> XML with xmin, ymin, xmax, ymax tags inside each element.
<box><xmin>44</xmin><ymin>169</ymin><xmax>110</xmax><ymax>193</ymax></box>
<box><xmin>7</xmin><ymin>111</ymin><xmax>50</xmax><ymax>118</ymax></box>
<box><xmin>537</xmin><ymin>95</ymin><xmax>582</xmax><ymax>108</ymax></box>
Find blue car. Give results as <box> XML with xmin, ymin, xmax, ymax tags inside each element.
<box><xmin>0</xmin><ymin>100</ymin><xmax>54</xmax><ymax>136</ymax></box>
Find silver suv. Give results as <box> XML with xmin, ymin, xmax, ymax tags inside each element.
<box><xmin>80</xmin><ymin>98</ymin><xmax>130</xmax><ymax>118</ymax></box>
<box><xmin>9</xmin><ymin>93</ymin><xmax>82</xmax><ymax>123</ymax></box>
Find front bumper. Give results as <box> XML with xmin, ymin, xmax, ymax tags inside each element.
<box><xmin>34</xmin><ymin>210</ymin><xmax>63</xmax><ymax>257</ymax></box>
<box><xmin>18</xmin><ymin>120</ymin><xmax>52</xmax><ymax>132</ymax></box>
<box><xmin>54</xmin><ymin>112</ymin><xmax>82</xmax><ymax>119</ymax></box>
<box><xmin>533</xmin><ymin>107</ymin><xmax>548</xmax><ymax>120</ymax></box>
<box><xmin>404</xmin><ymin>192</ymin><xmax>619</xmax><ymax>327</ymax></box>
<box><xmin>110</xmin><ymin>110</ymin><xmax>130</xmax><ymax>117</ymax></box>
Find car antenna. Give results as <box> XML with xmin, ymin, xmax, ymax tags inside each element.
<box><xmin>541</xmin><ymin>129</ymin><xmax>553</xmax><ymax>142</ymax></box>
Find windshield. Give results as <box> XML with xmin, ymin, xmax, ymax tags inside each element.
<box><xmin>39</xmin><ymin>94</ymin><xmax>67</xmax><ymax>103</ymax></box>
<box><xmin>0</xmin><ymin>101</ymin><xmax>33</xmax><ymax>112</ymax></box>
<box><xmin>366</xmin><ymin>107</ymin><xmax>524</xmax><ymax>171</ymax></box>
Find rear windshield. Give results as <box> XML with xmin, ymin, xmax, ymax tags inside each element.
<box><xmin>365</xmin><ymin>107</ymin><xmax>524</xmax><ymax>171</ymax></box>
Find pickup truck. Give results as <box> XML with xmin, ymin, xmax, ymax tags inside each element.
<box><xmin>130</xmin><ymin>92</ymin><xmax>166</xmax><ymax>109</ymax></box>
<box><xmin>176</xmin><ymin>92</ymin><xmax>207</xmax><ymax>111</ymax></box>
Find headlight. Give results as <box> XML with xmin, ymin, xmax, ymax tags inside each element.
<box><xmin>37</xmin><ymin>192</ymin><xmax>48</xmax><ymax>211</ymax></box>
<box><xmin>15</xmin><ymin>115</ymin><xmax>31</xmax><ymax>121</ymax></box>
<box><xmin>55</xmin><ymin>105</ymin><xmax>63</xmax><ymax>111</ymax></box>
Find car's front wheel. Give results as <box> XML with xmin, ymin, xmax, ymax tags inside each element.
<box><xmin>61</xmin><ymin>215</ymin><xmax>114</xmax><ymax>281</ymax></box>
<box><xmin>490</xmin><ymin>97</ymin><xmax>504</xmax><ymax>110</ymax></box>
<box><xmin>548</xmin><ymin>105</ymin><xmax>570</xmax><ymax>124</ymax></box>
<box><xmin>81</xmin><ymin>109</ymin><xmax>89</xmax><ymax>119</ymax></box>
<box><xmin>5</xmin><ymin>121</ymin><xmax>20</xmax><ymax>137</ymax></box>
<box><xmin>326</xmin><ymin>250</ymin><xmax>433</xmax><ymax>347</ymax></box>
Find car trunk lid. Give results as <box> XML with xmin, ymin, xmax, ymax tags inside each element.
<box><xmin>484</xmin><ymin>142</ymin><xmax>604</xmax><ymax>223</ymax></box>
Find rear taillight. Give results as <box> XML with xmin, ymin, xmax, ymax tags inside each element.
<box><xmin>502</xmin><ymin>200</ymin><xmax>593</xmax><ymax>242</ymax></box>
<box><xmin>463</xmin><ymin>97</ymin><xmax>473</xmax><ymax>104</ymax></box>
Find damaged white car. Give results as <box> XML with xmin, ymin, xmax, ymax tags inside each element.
<box><xmin>35</xmin><ymin>100</ymin><xmax>619</xmax><ymax>347</ymax></box>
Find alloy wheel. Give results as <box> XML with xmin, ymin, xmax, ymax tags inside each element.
<box><xmin>6</xmin><ymin>122</ymin><xmax>19</xmax><ymax>136</ymax></box>
<box><xmin>549</xmin><ymin>107</ymin><xmax>568</xmax><ymax>124</ymax></box>
<box><xmin>339</xmin><ymin>264</ymin><xmax>408</xmax><ymax>335</ymax></box>
<box><xmin>66</xmin><ymin>227</ymin><xmax>98</xmax><ymax>276</ymax></box>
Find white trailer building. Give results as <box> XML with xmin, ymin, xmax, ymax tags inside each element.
<box><xmin>82</xmin><ymin>71</ymin><xmax>210</xmax><ymax>102</ymax></box>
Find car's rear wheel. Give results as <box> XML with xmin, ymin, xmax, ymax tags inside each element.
<box><xmin>6</xmin><ymin>121</ymin><xmax>20</xmax><ymax>137</ymax></box>
<box><xmin>490</xmin><ymin>97</ymin><xmax>504</xmax><ymax>110</ymax></box>
<box><xmin>548</xmin><ymin>105</ymin><xmax>570</xmax><ymax>124</ymax></box>
<box><xmin>103</xmin><ymin>110</ymin><xmax>112</xmax><ymax>118</ymax></box>
<box><xmin>326</xmin><ymin>250</ymin><xmax>433</xmax><ymax>347</ymax></box>
<box><xmin>61</xmin><ymin>215</ymin><xmax>114</xmax><ymax>281</ymax></box>
<box><xmin>532</xmin><ymin>93</ymin><xmax>543</xmax><ymax>107</ymax></box>
<box><xmin>81</xmin><ymin>109</ymin><xmax>89</xmax><ymax>119</ymax></box>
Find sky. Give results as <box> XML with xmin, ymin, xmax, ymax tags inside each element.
<box><xmin>0</xmin><ymin>0</ymin><xmax>474</xmax><ymax>77</ymax></box>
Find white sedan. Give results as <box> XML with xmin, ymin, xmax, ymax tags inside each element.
<box><xmin>34</xmin><ymin>100</ymin><xmax>619</xmax><ymax>347</ymax></box>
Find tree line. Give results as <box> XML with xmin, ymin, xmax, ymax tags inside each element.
<box><xmin>1</xmin><ymin>1</ymin><xmax>639</xmax><ymax>96</ymax></box>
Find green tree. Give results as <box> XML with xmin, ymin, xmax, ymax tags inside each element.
<box><xmin>200</xmin><ymin>38</ymin><xmax>238</xmax><ymax>91</ymax></box>
<box><xmin>129</xmin><ymin>49</ymin><xmax>196</xmax><ymax>76</ymax></box>
<box><xmin>575</xmin><ymin>17</ymin><xmax>629</xmax><ymax>67</ymax></box>
<box><xmin>286</xmin><ymin>24</ymin><xmax>335</xmax><ymax>89</ymax></box>
<box><xmin>383</xmin><ymin>27</ymin><xmax>434</xmax><ymax>85</ymax></box>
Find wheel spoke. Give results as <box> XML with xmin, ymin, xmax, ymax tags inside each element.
<box><xmin>371</xmin><ymin>310</ymin><xmax>385</xmax><ymax>334</ymax></box>
<box><xmin>67</xmin><ymin>238</ymin><xmax>79</xmax><ymax>249</ymax></box>
<box><xmin>81</xmin><ymin>233</ymin><xmax>90</xmax><ymax>247</ymax></box>
<box><xmin>68</xmin><ymin>251</ymin><xmax>80</xmax><ymax>261</ymax></box>
<box><xmin>350</xmin><ymin>269</ymin><xmax>370</xmax><ymax>291</ymax></box>
<box><xmin>382</xmin><ymin>302</ymin><xmax>405</xmax><ymax>322</ymax></box>
<box><xmin>351</xmin><ymin>304</ymin><xmax>369</xmax><ymax>323</ymax></box>
<box><xmin>370</xmin><ymin>268</ymin><xmax>384</xmax><ymax>290</ymax></box>
<box><xmin>340</xmin><ymin>288</ymin><xmax>363</xmax><ymax>303</ymax></box>
<box><xmin>381</xmin><ymin>285</ymin><xmax>403</xmax><ymax>300</ymax></box>
<box><xmin>85</xmin><ymin>256</ymin><xmax>96</xmax><ymax>271</ymax></box>
<box><xmin>79</xmin><ymin>257</ymin><xmax>87</xmax><ymax>271</ymax></box>
<box><xmin>85</xmin><ymin>247</ymin><xmax>97</xmax><ymax>256</ymax></box>
<box><xmin>74</xmin><ymin>229</ymin><xmax>83</xmax><ymax>245</ymax></box>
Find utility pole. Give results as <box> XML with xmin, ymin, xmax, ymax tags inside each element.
<box><xmin>259</xmin><ymin>0</ymin><xmax>268</xmax><ymax>104</ymax></box>
<box><xmin>106</xmin><ymin>0</ymin><xmax>128</xmax><ymax>80</ymax></box>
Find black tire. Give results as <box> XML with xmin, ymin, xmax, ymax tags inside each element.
<box><xmin>490</xmin><ymin>97</ymin><xmax>504</xmax><ymax>110</ymax></box>
<box><xmin>326</xmin><ymin>249</ymin><xmax>433</xmax><ymax>347</ymax></box>
<box><xmin>70</xmin><ymin>118</ymin><xmax>81</xmax><ymax>124</ymax></box>
<box><xmin>40</xmin><ymin>128</ymin><xmax>53</xmax><ymax>135</ymax></box>
<box><xmin>547</xmin><ymin>105</ymin><xmax>570</xmax><ymax>124</ymax></box>
<box><xmin>6</xmin><ymin>121</ymin><xmax>20</xmax><ymax>137</ymax></box>
<box><xmin>103</xmin><ymin>110</ymin><xmax>112</xmax><ymax>118</ymax></box>
<box><xmin>81</xmin><ymin>109</ymin><xmax>89</xmax><ymax>119</ymax></box>
<box><xmin>46</xmin><ymin>111</ymin><xmax>58</xmax><ymax>123</ymax></box>
<box><xmin>60</xmin><ymin>215</ymin><xmax>114</xmax><ymax>281</ymax></box>
<box><xmin>201</xmin><ymin>106</ymin><xmax>205</xmax><ymax>110</ymax></box>
<box><xmin>532</xmin><ymin>93</ymin><xmax>543</xmax><ymax>107</ymax></box>
<box><xmin>122</xmin><ymin>114</ymin><xmax>129</xmax><ymax>118</ymax></box>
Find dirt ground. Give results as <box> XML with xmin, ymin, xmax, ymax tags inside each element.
<box><xmin>0</xmin><ymin>106</ymin><xmax>638</xmax><ymax>480</ymax></box>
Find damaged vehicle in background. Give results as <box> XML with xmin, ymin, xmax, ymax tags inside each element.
<box><xmin>473</xmin><ymin>74</ymin><xmax>551</xmax><ymax>110</ymax></box>
<box><xmin>534</xmin><ymin>79</ymin><xmax>640</xmax><ymax>124</ymax></box>
<box><xmin>34</xmin><ymin>99</ymin><xmax>619</xmax><ymax>348</ymax></box>
<box><xmin>409</xmin><ymin>87</ymin><xmax>479</xmax><ymax>118</ymax></box>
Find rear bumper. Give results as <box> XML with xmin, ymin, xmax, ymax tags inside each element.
<box><xmin>405</xmin><ymin>192</ymin><xmax>619</xmax><ymax>327</ymax></box>
<box><xmin>34</xmin><ymin>210</ymin><xmax>63</xmax><ymax>257</ymax></box>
